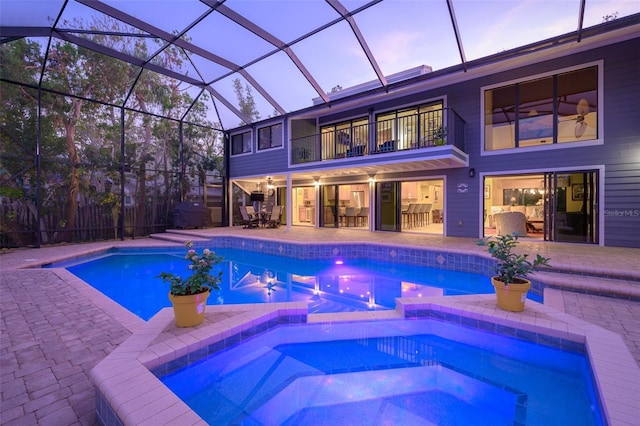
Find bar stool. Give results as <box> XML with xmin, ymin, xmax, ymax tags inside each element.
<box><xmin>357</xmin><ymin>207</ymin><xmax>369</xmax><ymax>227</ymax></box>
<box><xmin>344</xmin><ymin>207</ymin><xmax>357</xmax><ymax>227</ymax></box>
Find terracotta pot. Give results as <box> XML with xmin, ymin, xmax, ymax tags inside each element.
<box><xmin>168</xmin><ymin>288</ymin><xmax>211</xmax><ymax>327</ymax></box>
<box><xmin>491</xmin><ymin>277</ymin><xmax>531</xmax><ymax>312</ymax></box>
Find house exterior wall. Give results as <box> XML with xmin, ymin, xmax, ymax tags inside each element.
<box><xmin>226</xmin><ymin>34</ymin><xmax>640</xmax><ymax>248</ymax></box>
<box><xmin>228</xmin><ymin>119</ymin><xmax>290</xmax><ymax>178</ymax></box>
<box><xmin>459</xmin><ymin>38</ymin><xmax>639</xmax><ymax>247</ymax></box>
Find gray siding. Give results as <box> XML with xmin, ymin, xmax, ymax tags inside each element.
<box><xmin>229</xmin><ymin>120</ymin><xmax>289</xmax><ymax>178</ymax></box>
<box><xmin>600</xmin><ymin>38</ymin><xmax>640</xmax><ymax>247</ymax></box>
<box><xmin>442</xmin><ymin>38</ymin><xmax>640</xmax><ymax>247</ymax></box>
<box><xmin>226</xmin><ymin>37</ymin><xmax>640</xmax><ymax>248</ymax></box>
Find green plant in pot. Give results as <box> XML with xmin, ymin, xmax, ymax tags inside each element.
<box><xmin>477</xmin><ymin>233</ymin><xmax>551</xmax><ymax>312</ymax></box>
<box><xmin>433</xmin><ymin>126</ymin><xmax>447</xmax><ymax>146</ymax></box>
<box><xmin>158</xmin><ymin>241</ymin><xmax>223</xmax><ymax>327</ymax></box>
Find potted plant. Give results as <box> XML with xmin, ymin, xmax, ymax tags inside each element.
<box><xmin>477</xmin><ymin>233</ymin><xmax>551</xmax><ymax>312</ymax></box>
<box><xmin>158</xmin><ymin>241</ymin><xmax>223</xmax><ymax>327</ymax></box>
<box><xmin>433</xmin><ymin>126</ymin><xmax>447</xmax><ymax>146</ymax></box>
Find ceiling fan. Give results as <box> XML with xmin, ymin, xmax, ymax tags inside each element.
<box><xmin>558</xmin><ymin>98</ymin><xmax>592</xmax><ymax>138</ymax></box>
<box><xmin>574</xmin><ymin>98</ymin><xmax>591</xmax><ymax>138</ymax></box>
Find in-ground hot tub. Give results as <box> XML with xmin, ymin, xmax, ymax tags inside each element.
<box><xmin>91</xmin><ymin>296</ymin><xmax>639</xmax><ymax>425</ymax></box>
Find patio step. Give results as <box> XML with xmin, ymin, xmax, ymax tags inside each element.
<box><xmin>149</xmin><ymin>231</ymin><xmax>211</xmax><ymax>243</ymax></box>
<box><xmin>535</xmin><ymin>271</ymin><xmax>640</xmax><ymax>300</ymax></box>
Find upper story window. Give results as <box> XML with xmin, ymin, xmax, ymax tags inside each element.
<box><xmin>376</xmin><ymin>102</ymin><xmax>444</xmax><ymax>149</ymax></box>
<box><xmin>231</xmin><ymin>131</ymin><xmax>251</xmax><ymax>155</ymax></box>
<box><xmin>258</xmin><ymin>123</ymin><xmax>283</xmax><ymax>150</ymax></box>
<box><xmin>320</xmin><ymin>117</ymin><xmax>369</xmax><ymax>158</ymax></box>
<box><xmin>484</xmin><ymin>64</ymin><xmax>599</xmax><ymax>151</ymax></box>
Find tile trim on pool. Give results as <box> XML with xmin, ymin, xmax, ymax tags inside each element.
<box><xmin>91</xmin><ymin>297</ymin><xmax>640</xmax><ymax>426</ymax></box>
<box><xmin>42</xmin><ymin>237</ymin><xmax>639</xmax><ymax>302</ymax></box>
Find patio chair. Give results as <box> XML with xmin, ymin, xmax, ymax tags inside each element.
<box><xmin>239</xmin><ymin>206</ymin><xmax>259</xmax><ymax>229</ymax></box>
<box><xmin>266</xmin><ymin>205</ymin><xmax>282</xmax><ymax>228</ymax></box>
<box><xmin>346</xmin><ymin>144</ymin><xmax>365</xmax><ymax>157</ymax></box>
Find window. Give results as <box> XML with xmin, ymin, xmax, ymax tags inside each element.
<box><xmin>375</xmin><ymin>102</ymin><xmax>443</xmax><ymax>149</ymax></box>
<box><xmin>231</xmin><ymin>131</ymin><xmax>251</xmax><ymax>155</ymax></box>
<box><xmin>484</xmin><ymin>65</ymin><xmax>599</xmax><ymax>151</ymax></box>
<box><xmin>320</xmin><ymin>117</ymin><xmax>368</xmax><ymax>159</ymax></box>
<box><xmin>258</xmin><ymin>123</ymin><xmax>283</xmax><ymax>150</ymax></box>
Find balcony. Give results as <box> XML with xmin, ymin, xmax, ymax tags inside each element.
<box><xmin>291</xmin><ymin>108</ymin><xmax>465</xmax><ymax>165</ymax></box>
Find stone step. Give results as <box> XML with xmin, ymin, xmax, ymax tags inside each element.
<box><xmin>535</xmin><ymin>271</ymin><xmax>640</xmax><ymax>300</ymax></box>
<box><xmin>149</xmin><ymin>232</ymin><xmax>210</xmax><ymax>243</ymax></box>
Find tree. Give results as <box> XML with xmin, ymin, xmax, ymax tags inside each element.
<box><xmin>1</xmin><ymin>16</ymin><xmax>220</xmax><ymax>245</ymax></box>
<box><xmin>33</xmin><ymin>17</ymin><xmax>131</xmax><ymax>241</ymax></box>
<box><xmin>232</xmin><ymin>78</ymin><xmax>260</xmax><ymax>124</ymax></box>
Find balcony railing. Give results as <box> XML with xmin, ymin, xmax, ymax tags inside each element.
<box><xmin>291</xmin><ymin>108</ymin><xmax>465</xmax><ymax>165</ymax></box>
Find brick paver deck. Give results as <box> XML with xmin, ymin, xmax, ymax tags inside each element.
<box><xmin>1</xmin><ymin>270</ymin><xmax>131</xmax><ymax>425</ymax></box>
<box><xmin>1</xmin><ymin>228</ymin><xmax>638</xmax><ymax>425</ymax></box>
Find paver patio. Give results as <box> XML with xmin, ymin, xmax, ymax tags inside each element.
<box><xmin>1</xmin><ymin>228</ymin><xmax>638</xmax><ymax>425</ymax></box>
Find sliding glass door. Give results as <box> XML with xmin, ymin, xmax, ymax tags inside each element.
<box><xmin>544</xmin><ymin>170</ymin><xmax>599</xmax><ymax>243</ymax></box>
<box><xmin>377</xmin><ymin>182</ymin><xmax>400</xmax><ymax>231</ymax></box>
<box><xmin>376</xmin><ymin>180</ymin><xmax>445</xmax><ymax>233</ymax></box>
<box><xmin>321</xmin><ymin>185</ymin><xmax>339</xmax><ymax>228</ymax></box>
<box><xmin>483</xmin><ymin>171</ymin><xmax>598</xmax><ymax>244</ymax></box>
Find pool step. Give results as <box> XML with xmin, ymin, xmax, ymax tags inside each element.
<box><xmin>250</xmin><ymin>365</ymin><xmax>521</xmax><ymax>425</ymax></box>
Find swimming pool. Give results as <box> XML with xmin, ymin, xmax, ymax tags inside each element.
<box><xmin>49</xmin><ymin>247</ymin><xmax>496</xmax><ymax>319</ymax></box>
<box><xmin>155</xmin><ymin>318</ymin><xmax>603</xmax><ymax>425</ymax></box>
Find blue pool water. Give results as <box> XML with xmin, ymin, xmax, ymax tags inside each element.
<box><xmin>49</xmin><ymin>247</ymin><xmax>495</xmax><ymax>319</ymax></box>
<box><xmin>157</xmin><ymin>319</ymin><xmax>602</xmax><ymax>425</ymax></box>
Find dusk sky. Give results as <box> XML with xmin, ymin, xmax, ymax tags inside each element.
<box><xmin>1</xmin><ymin>0</ymin><xmax>638</xmax><ymax>128</ymax></box>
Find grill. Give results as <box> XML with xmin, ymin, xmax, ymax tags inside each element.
<box><xmin>173</xmin><ymin>202</ymin><xmax>209</xmax><ymax>229</ymax></box>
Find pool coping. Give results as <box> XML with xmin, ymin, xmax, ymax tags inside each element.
<box><xmin>32</xmin><ymin>237</ymin><xmax>640</xmax><ymax>304</ymax></box>
<box><xmin>90</xmin><ymin>297</ymin><xmax>640</xmax><ymax>426</ymax></box>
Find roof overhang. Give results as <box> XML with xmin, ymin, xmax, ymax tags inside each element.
<box><xmin>232</xmin><ymin>146</ymin><xmax>468</xmax><ymax>186</ymax></box>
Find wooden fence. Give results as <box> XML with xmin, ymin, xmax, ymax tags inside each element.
<box><xmin>0</xmin><ymin>199</ymin><xmax>174</xmax><ymax>248</ymax></box>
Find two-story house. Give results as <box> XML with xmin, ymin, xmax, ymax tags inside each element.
<box><xmin>226</xmin><ymin>15</ymin><xmax>640</xmax><ymax>248</ymax></box>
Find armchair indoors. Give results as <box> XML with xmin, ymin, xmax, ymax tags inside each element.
<box><xmin>493</xmin><ymin>211</ymin><xmax>528</xmax><ymax>236</ymax></box>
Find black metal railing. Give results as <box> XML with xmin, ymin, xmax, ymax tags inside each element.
<box><xmin>291</xmin><ymin>108</ymin><xmax>465</xmax><ymax>164</ymax></box>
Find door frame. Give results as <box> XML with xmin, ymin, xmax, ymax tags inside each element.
<box><xmin>480</xmin><ymin>166</ymin><xmax>603</xmax><ymax>245</ymax></box>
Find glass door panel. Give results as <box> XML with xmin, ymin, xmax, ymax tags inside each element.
<box><xmin>545</xmin><ymin>170</ymin><xmax>598</xmax><ymax>243</ymax></box>
<box><xmin>322</xmin><ymin>185</ymin><xmax>338</xmax><ymax>228</ymax></box>
<box><xmin>377</xmin><ymin>182</ymin><xmax>399</xmax><ymax>231</ymax></box>
<box><xmin>293</xmin><ymin>186</ymin><xmax>314</xmax><ymax>226</ymax></box>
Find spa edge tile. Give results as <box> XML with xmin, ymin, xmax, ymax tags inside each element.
<box><xmin>111</xmin><ymin>372</ymin><xmax>162</xmax><ymax>413</ymax></box>
<box><xmin>121</xmin><ymin>394</ymin><xmax>183</xmax><ymax>426</ymax></box>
